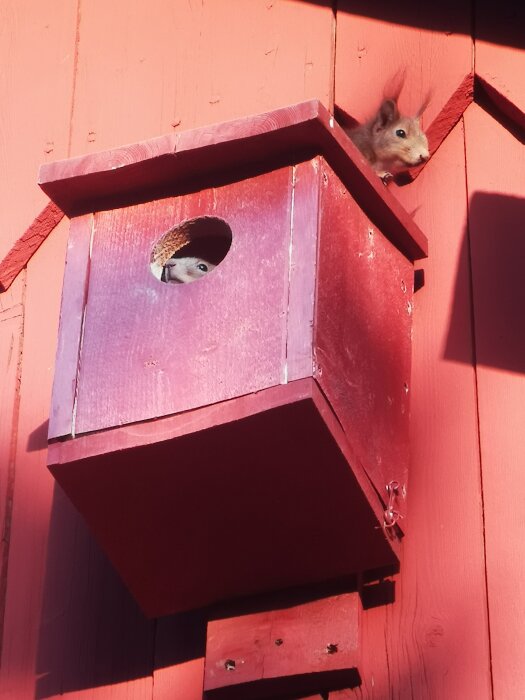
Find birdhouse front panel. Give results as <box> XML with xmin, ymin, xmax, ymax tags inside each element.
<box><xmin>50</xmin><ymin>166</ymin><xmax>304</xmax><ymax>438</ymax></box>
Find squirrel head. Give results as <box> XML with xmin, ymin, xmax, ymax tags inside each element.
<box><xmin>161</xmin><ymin>256</ymin><xmax>216</xmax><ymax>284</ymax></box>
<box><xmin>370</xmin><ymin>99</ymin><xmax>429</xmax><ymax>173</ymax></box>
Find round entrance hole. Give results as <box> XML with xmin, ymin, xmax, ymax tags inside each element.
<box><xmin>150</xmin><ymin>216</ymin><xmax>232</xmax><ymax>284</ymax></box>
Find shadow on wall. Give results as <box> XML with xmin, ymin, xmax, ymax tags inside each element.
<box><xmin>299</xmin><ymin>0</ymin><xmax>525</xmax><ymax>49</ymax></box>
<box><xmin>34</xmin><ymin>481</ymin><xmax>394</xmax><ymax>696</ymax></box>
<box><xmin>445</xmin><ymin>193</ymin><xmax>525</xmax><ymax>373</ymax></box>
<box><xmin>35</xmin><ymin>483</ymin><xmax>207</xmax><ymax>699</ymax></box>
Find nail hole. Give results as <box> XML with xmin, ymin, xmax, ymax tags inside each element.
<box><xmin>274</xmin><ymin>638</ymin><xmax>284</xmax><ymax>646</ymax></box>
<box><xmin>326</xmin><ymin>643</ymin><xmax>338</xmax><ymax>654</ymax></box>
<box><xmin>224</xmin><ymin>659</ymin><xmax>236</xmax><ymax>671</ymax></box>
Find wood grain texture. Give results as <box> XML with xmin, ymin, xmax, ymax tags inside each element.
<box><xmin>50</xmin><ymin>379</ymin><xmax>397</xmax><ymax>618</ymax></box>
<box><xmin>0</xmin><ymin>0</ymin><xmax>76</xmax><ymax>263</ymax></box>
<box><xmin>475</xmin><ymin>3</ymin><xmax>525</xmax><ymax>117</ymax></box>
<box><xmin>315</xmin><ymin>159</ymin><xmax>413</xmax><ymax>502</ymax></box>
<box><xmin>349</xmin><ymin>118</ymin><xmax>491</xmax><ymax>699</ymax></box>
<box><xmin>0</xmin><ymin>219</ymin><xmax>155</xmax><ymax>700</ymax></box>
<box><xmin>49</xmin><ymin>380</ymin><xmax>315</xmax><ymax>464</ymax></box>
<box><xmin>49</xmin><ymin>377</ymin><xmax>395</xmax><ymax>563</ymax></box>
<box><xmin>475</xmin><ymin>74</ymin><xmax>525</xmax><ymax>134</ymax></box>
<box><xmin>0</xmin><ymin>275</ymin><xmax>24</xmax><ymax>661</ymax></box>
<box><xmin>334</xmin><ymin>1</ymin><xmax>473</xmax><ymax>129</ymax></box>
<box><xmin>64</xmin><ymin>0</ymin><xmax>334</xmax><ymax>156</ymax></box>
<box><xmin>204</xmin><ymin>594</ymin><xmax>359</xmax><ymax>699</ymax></box>
<box><xmin>464</xmin><ymin>102</ymin><xmax>525</xmax><ymax>700</ymax></box>
<box><xmin>285</xmin><ymin>160</ymin><xmax>319</xmax><ymax>382</ymax></box>
<box><xmin>4</xmin><ymin>1</ymin><xmax>520</xmax><ymax>698</ymax></box>
<box><xmin>0</xmin><ymin>219</ymin><xmax>68</xmax><ymax>698</ymax></box>
<box><xmin>47</xmin><ymin>215</ymin><xmax>92</xmax><ymax>439</ymax></box>
<box><xmin>73</xmin><ymin>168</ymin><xmax>292</xmax><ymax>435</ymax></box>
<box><xmin>39</xmin><ymin>100</ymin><xmax>427</xmax><ymax>261</ymax></box>
<box><xmin>1</xmin><ymin>0</ymin><xmax>337</xmax><ymax>698</ymax></box>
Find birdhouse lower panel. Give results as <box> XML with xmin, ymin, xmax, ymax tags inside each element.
<box><xmin>69</xmin><ymin>167</ymin><xmax>295</xmax><ymax>436</ymax></box>
<box><xmin>48</xmin><ymin>381</ymin><xmax>397</xmax><ymax>618</ymax></box>
<box><xmin>314</xmin><ymin>160</ymin><xmax>413</xmax><ymax>497</ymax></box>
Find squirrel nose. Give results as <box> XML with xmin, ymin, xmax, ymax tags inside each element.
<box><xmin>419</xmin><ymin>151</ymin><xmax>429</xmax><ymax>163</ymax></box>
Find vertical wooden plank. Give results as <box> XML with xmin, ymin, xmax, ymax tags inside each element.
<box><xmin>347</xmin><ymin>120</ymin><xmax>492</xmax><ymax>698</ymax></box>
<box><xmin>48</xmin><ymin>215</ymin><xmax>93</xmax><ymax>439</ymax></box>
<box><xmin>334</xmin><ymin>1</ymin><xmax>473</xmax><ymax>131</ymax></box>
<box><xmin>476</xmin><ymin>5</ymin><xmax>525</xmax><ymax>117</ymax></box>
<box><xmin>0</xmin><ymin>0</ymin><xmax>80</xmax><ymax>695</ymax></box>
<box><xmin>153</xmin><ymin>611</ymin><xmax>207</xmax><ymax>700</ymax></box>
<box><xmin>0</xmin><ymin>219</ymin><xmax>68</xmax><ymax>698</ymax></box>
<box><xmin>286</xmin><ymin>159</ymin><xmax>320</xmax><ymax>382</ymax></box>
<box><xmin>3</xmin><ymin>1</ymin><xmax>335</xmax><ymax>698</ymax></box>
<box><xmin>1</xmin><ymin>216</ymin><xmax>156</xmax><ymax>700</ymax></box>
<box><xmin>464</xmin><ymin>102</ymin><xmax>525</xmax><ymax>700</ymax></box>
<box><xmin>0</xmin><ymin>0</ymin><xmax>77</xmax><ymax>261</ymax></box>
<box><xmin>0</xmin><ymin>275</ymin><xmax>24</xmax><ymax>659</ymax></box>
<box><xmin>34</xmin><ymin>487</ymin><xmax>154</xmax><ymax>700</ymax></box>
<box><xmin>68</xmin><ymin>0</ymin><xmax>335</xmax><ymax>154</ymax></box>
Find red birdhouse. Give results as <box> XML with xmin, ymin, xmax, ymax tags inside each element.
<box><xmin>42</xmin><ymin>101</ymin><xmax>427</xmax><ymax>618</ymax></box>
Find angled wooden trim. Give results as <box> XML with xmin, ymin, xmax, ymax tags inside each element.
<box><xmin>11</xmin><ymin>75</ymin><xmax>524</xmax><ymax>284</ymax></box>
<box><xmin>404</xmin><ymin>71</ymin><xmax>525</xmax><ymax>183</ymax></box>
<box><xmin>403</xmin><ymin>73</ymin><xmax>475</xmax><ymax>182</ymax></box>
<box><xmin>0</xmin><ymin>202</ymin><xmax>64</xmax><ymax>292</ymax></box>
<box><xmin>39</xmin><ymin>100</ymin><xmax>428</xmax><ymax>260</ymax></box>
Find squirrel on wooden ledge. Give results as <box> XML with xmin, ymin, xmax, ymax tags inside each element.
<box><xmin>340</xmin><ymin>78</ymin><xmax>430</xmax><ymax>182</ymax></box>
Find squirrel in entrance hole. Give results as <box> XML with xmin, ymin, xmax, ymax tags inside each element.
<box><xmin>343</xmin><ymin>81</ymin><xmax>430</xmax><ymax>182</ymax></box>
<box><xmin>160</xmin><ymin>256</ymin><xmax>216</xmax><ymax>284</ymax></box>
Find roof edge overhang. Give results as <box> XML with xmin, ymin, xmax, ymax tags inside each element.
<box><xmin>38</xmin><ymin>100</ymin><xmax>428</xmax><ymax>261</ymax></box>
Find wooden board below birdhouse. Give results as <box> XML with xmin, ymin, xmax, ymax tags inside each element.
<box><xmin>204</xmin><ymin>593</ymin><xmax>360</xmax><ymax>699</ymax></box>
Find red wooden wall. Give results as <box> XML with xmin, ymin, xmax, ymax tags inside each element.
<box><xmin>0</xmin><ymin>1</ymin><xmax>523</xmax><ymax>698</ymax></box>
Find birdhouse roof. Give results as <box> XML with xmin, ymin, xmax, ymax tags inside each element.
<box><xmin>38</xmin><ymin>100</ymin><xmax>427</xmax><ymax>261</ymax></box>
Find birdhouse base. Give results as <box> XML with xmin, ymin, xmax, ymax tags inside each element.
<box><xmin>49</xmin><ymin>378</ymin><xmax>398</xmax><ymax>618</ymax></box>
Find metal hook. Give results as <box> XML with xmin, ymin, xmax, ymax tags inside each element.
<box><xmin>383</xmin><ymin>480</ymin><xmax>403</xmax><ymax>529</ymax></box>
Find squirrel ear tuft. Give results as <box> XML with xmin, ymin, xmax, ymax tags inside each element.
<box><xmin>375</xmin><ymin>99</ymin><xmax>399</xmax><ymax>130</ymax></box>
<box><xmin>416</xmin><ymin>91</ymin><xmax>432</xmax><ymax>117</ymax></box>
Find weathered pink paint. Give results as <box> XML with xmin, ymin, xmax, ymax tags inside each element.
<box><xmin>46</xmin><ymin>141</ymin><xmax>416</xmax><ymax>617</ymax></box>
<box><xmin>0</xmin><ymin>1</ymin><xmax>523</xmax><ymax>698</ymax></box>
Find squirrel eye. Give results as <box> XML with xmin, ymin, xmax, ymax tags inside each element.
<box><xmin>197</xmin><ymin>263</ymin><xmax>209</xmax><ymax>272</ymax></box>
<box><xmin>396</xmin><ymin>129</ymin><xmax>406</xmax><ymax>138</ymax></box>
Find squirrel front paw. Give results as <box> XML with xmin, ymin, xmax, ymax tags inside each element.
<box><xmin>379</xmin><ymin>171</ymin><xmax>394</xmax><ymax>185</ymax></box>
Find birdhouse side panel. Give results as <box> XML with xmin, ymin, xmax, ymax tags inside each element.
<box><xmin>314</xmin><ymin>160</ymin><xmax>413</xmax><ymax>495</ymax></box>
<box><xmin>71</xmin><ymin>168</ymin><xmax>293</xmax><ymax>436</ymax></box>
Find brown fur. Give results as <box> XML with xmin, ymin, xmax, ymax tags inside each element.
<box><xmin>346</xmin><ymin>99</ymin><xmax>429</xmax><ymax>179</ymax></box>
